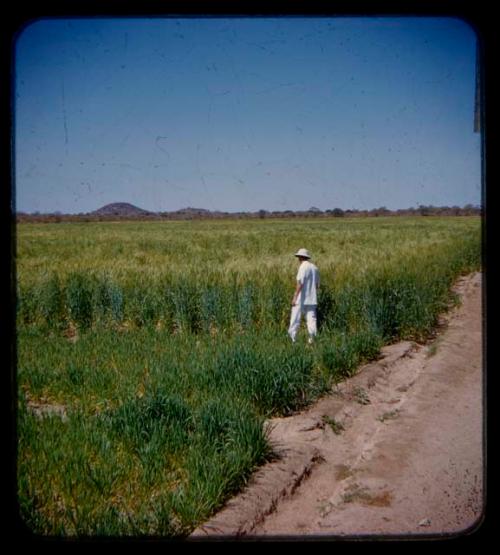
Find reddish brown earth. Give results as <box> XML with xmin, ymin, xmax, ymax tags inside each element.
<box><xmin>191</xmin><ymin>272</ymin><xmax>484</xmax><ymax>540</ymax></box>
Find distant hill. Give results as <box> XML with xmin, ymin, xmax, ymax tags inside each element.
<box><xmin>91</xmin><ymin>203</ymin><xmax>152</xmax><ymax>216</ymax></box>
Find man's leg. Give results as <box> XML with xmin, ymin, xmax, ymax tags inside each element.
<box><xmin>305</xmin><ymin>305</ymin><xmax>317</xmax><ymax>343</ymax></box>
<box><xmin>288</xmin><ymin>304</ymin><xmax>302</xmax><ymax>342</ymax></box>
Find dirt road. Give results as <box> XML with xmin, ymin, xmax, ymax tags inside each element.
<box><xmin>191</xmin><ymin>272</ymin><xmax>484</xmax><ymax>540</ymax></box>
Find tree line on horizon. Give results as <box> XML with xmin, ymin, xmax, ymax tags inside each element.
<box><xmin>16</xmin><ymin>203</ymin><xmax>481</xmax><ymax>223</ymax></box>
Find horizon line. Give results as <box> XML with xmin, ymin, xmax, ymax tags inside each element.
<box><xmin>16</xmin><ymin>202</ymin><xmax>483</xmax><ymax>217</ymax></box>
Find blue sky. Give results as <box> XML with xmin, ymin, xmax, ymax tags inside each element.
<box><xmin>14</xmin><ymin>16</ymin><xmax>482</xmax><ymax>214</ymax></box>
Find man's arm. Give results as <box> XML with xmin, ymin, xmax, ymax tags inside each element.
<box><xmin>292</xmin><ymin>282</ymin><xmax>303</xmax><ymax>306</ymax></box>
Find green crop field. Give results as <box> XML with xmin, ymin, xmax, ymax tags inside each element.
<box><xmin>16</xmin><ymin>216</ymin><xmax>481</xmax><ymax>537</ymax></box>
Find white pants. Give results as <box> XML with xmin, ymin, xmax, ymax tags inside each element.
<box><xmin>288</xmin><ymin>304</ymin><xmax>317</xmax><ymax>342</ymax></box>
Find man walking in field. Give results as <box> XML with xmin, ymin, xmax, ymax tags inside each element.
<box><xmin>289</xmin><ymin>248</ymin><xmax>320</xmax><ymax>344</ymax></box>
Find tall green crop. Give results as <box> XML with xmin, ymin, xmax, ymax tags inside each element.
<box><xmin>16</xmin><ymin>216</ymin><xmax>482</xmax><ymax>537</ymax></box>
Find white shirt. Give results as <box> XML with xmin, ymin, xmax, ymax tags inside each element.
<box><xmin>296</xmin><ymin>260</ymin><xmax>320</xmax><ymax>306</ymax></box>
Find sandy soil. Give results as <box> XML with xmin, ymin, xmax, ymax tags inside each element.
<box><xmin>191</xmin><ymin>271</ymin><xmax>484</xmax><ymax>541</ymax></box>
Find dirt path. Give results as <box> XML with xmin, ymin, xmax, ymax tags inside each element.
<box><xmin>191</xmin><ymin>272</ymin><xmax>484</xmax><ymax>540</ymax></box>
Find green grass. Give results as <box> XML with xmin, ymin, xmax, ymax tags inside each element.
<box><xmin>322</xmin><ymin>415</ymin><xmax>345</xmax><ymax>435</ymax></box>
<box><xmin>15</xmin><ymin>216</ymin><xmax>481</xmax><ymax>536</ymax></box>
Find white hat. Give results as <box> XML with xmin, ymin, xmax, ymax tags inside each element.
<box><xmin>294</xmin><ymin>248</ymin><xmax>311</xmax><ymax>259</ymax></box>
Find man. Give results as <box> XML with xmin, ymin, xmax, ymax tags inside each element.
<box><xmin>288</xmin><ymin>248</ymin><xmax>320</xmax><ymax>344</ymax></box>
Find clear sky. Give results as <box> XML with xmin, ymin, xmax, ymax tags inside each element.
<box><xmin>14</xmin><ymin>16</ymin><xmax>482</xmax><ymax>214</ymax></box>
